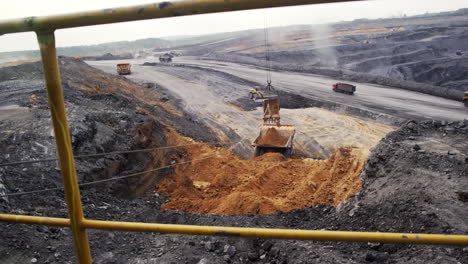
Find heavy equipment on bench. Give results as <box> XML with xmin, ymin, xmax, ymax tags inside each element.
<box><xmin>252</xmin><ymin>97</ymin><xmax>296</xmax><ymax>158</ymax></box>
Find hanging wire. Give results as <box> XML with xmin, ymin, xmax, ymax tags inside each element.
<box><xmin>263</xmin><ymin>9</ymin><xmax>272</xmax><ymax>87</ymax></box>
<box><xmin>1</xmin><ymin>154</ymin><xmax>216</xmax><ymax>197</ymax></box>
<box><xmin>0</xmin><ymin>139</ymin><xmax>243</xmax><ymax>197</ymax></box>
<box><xmin>0</xmin><ymin>142</ymin><xmax>229</xmax><ymax>167</ymax></box>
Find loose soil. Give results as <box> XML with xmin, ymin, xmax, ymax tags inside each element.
<box><xmin>1</xmin><ymin>58</ymin><xmax>467</xmax><ymax>263</ymax></box>
<box><xmin>156</xmin><ymin>144</ymin><xmax>365</xmax><ymax>214</ymax></box>
<box><xmin>255</xmin><ymin>127</ymin><xmax>289</xmax><ymax>146</ymax></box>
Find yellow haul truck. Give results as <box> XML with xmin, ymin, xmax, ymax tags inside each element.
<box><xmin>464</xmin><ymin>91</ymin><xmax>468</xmax><ymax>107</ymax></box>
<box><xmin>116</xmin><ymin>63</ymin><xmax>131</xmax><ymax>75</ymax></box>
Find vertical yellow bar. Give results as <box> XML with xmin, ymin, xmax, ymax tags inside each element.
<box><xmin>36</xmin><ymin>31</ymin><xmax>93</xmax><ymax>264</ymax></box>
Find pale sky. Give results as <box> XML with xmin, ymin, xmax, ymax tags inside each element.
<box><xmin>0</xmin><ymin>0</ymin><xmax>467</xmax><ymax>52</ymax></box>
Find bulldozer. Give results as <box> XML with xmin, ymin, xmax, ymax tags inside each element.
<box><xmin>464</xmin><ymin>91</ymin><xmax>468</xmax><ymax>107</ymax></box>
<box><xmin>116</xmin><ymin>63</ymin><xmax>131</xmax><ymax>75</ymax></box>
<box><xmin>252</xmin><ymin>97</ymin><xmax>296</xmax><ymax>158</ymax></box>
<box><xmin>249</xmin><ymin>87</ymin><xmax>264</xmax><ymax>101</ymax></box>
<box><xmin>159</xmin><ymin>53</ymin><xmax>173</xmax><ymax>63</ymax></box>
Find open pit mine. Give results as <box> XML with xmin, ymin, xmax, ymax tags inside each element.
<box><xmin>1</xmin><ymin>6</ymin><xmax>468</xmax><ymax>264</ymax></box>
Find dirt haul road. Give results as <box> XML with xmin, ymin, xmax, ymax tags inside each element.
<box><xmin>89</xmin><ymin>59</ymin><xmax>394</xmax><ymax>158</ymax></box>
<box><xmin>175</xmin><ymin>57</ymin><xmax>467</xmax><ymax>121</ymax></box>
<box><xmin>90</xmin><ymin>57</ymin><xmax>467</xmax><ymax>122</ymax></box>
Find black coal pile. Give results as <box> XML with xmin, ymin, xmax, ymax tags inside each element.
<box><xmin>187</xmin><ymin>10</ymin><xmax>468</xmax><ymax>101</ymax></box>
<box><xmin>81</xmin><ymin>52</ymin><xmax>134</xmax><ymax>61</ymax></box>
<box><xmin>0</xmin><ymin>58</ymin><xmax>467</xmax><ymax>263</ymax></box>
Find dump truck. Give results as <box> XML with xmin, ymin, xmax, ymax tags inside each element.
<box><xmin>333</xmin><ymin>82</ymin><xmax>356</xmax><ymax>95</ymax></box>
<box><xmin>464</xmin><ymin>91</ymin><xmax>468</xmax><ymax>107</ymax></box>
<box><xmin>253</xmin><ymin>125</ymin><xmax>296</xmax><ymax>158</ymax></box>
<box><xmin>252</xmin><ymin>97</ymin><xmax>296</xmax><ymax>158</ymax></box>
<box><xmin>116</xmin><ymin>63</ymin><xmax>131</xmax><ymax>75</ymax></box>
<box><xmin>159</xmin><ymin>53</ymin><xmax>172</xmax><ymax>63</ymax></box>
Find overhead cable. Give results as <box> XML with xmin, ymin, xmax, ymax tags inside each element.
<box><xmin>0</xmin><ymin>142</ymin><xmax>224</xmax><ymax>167</ymax></box>
<box><xmin>1</xmin><ymin>154</ymin><xmax>215</xmax><ymax>197</ymax></box>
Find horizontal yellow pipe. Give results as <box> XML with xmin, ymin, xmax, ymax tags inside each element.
<box><xmin>2</xmin><ymin>213</ymin><xmax>467</xmax><ymax>245</ymax></box>
<box><xmin>81</xmin><ymin>219</ymin><xmax>468</xmax><ymax>246</ymax></box>
<box><xmin>0</xmin><ymin>214</ymin><xmax>70</xmax><ymax>227</ymax></box>
<box><xmin>0</xmin><ymin>0</ymin><xmax>361</xmax><ymax>35</ymax></box>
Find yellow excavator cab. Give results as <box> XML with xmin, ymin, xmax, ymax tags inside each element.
<box><xmin>249</xmin><ymin>89</ymin><xmax>262</xmax><ymax>95</ymax></box>
<box><xmin>249</xmin><ymin>89</ymin><xmax>264</xmax><ymax>101</ymax></box>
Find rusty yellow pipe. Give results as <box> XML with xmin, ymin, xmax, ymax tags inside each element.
<box><xmin>1</xmin><ymin>213</ymin><xmax>467</xmax><ymax>246</ymax></box>
<box><xmin>1</xmin><ymin>0</ymin><xmax>467</xmax><ymax>260</ymax></box>
<box><xmin>36</xmin><ymin>31</ymin><xmax>93</xmax><ymax>264</ymax></box>
<box><xmin>0</xmin><ymin>214</ymin><xmax>70</xmax><ymax>227</ymax></box>
<box><xmin>0</xmin><ymin>0</ymin><xmax>362</xmax><ymax>34</ymax></box>
<box><xmin>81</xmin><ymin>219</ymin><xmax>468</xmax><ymax>246</ymax></box>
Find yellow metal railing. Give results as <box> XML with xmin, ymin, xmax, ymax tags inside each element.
<box><xmin>0</xmin><ymin>1</ymin><xmax>467</xmax><ymax>263</ymax></box>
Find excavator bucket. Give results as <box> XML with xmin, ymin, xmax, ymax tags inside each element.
<box><xmin>253</xmin><ymin>97</ymin><xmax>296</xmax><ymax>158</ymax></box>
<box><xmin>262</xmin><ymin>97</ymin><xmax>280</xmax><ymax>125</ymax></box>
<box><xmin>253</xmin><ymin>125</ymin><xmax>296</xmax><ymax>157</ymax></box>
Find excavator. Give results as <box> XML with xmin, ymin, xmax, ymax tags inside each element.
<box><xmin>250</xmin><ymin>13</ymin><xmax>296</xmax><ymax>158</ymax></box>
<box><xmin>252</xmin><ymin>97</ymin><xmax>296</xmax><ymax>158</ymax></box>
<box><xmin>249</xmin><ymin>87</ymin><xmax>264</xmax><ymax>101</ymax></box>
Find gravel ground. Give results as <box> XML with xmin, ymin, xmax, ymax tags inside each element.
<box><xmin>0</xmin><ymin>58</ymin><xmax>467</xmax><ymax>264</ymax></box>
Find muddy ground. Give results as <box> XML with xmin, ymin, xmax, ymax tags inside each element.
<box><xmin>0</xmin><ymin>58</ymin><xmax>467</xmax><ymax>264</ymax></box>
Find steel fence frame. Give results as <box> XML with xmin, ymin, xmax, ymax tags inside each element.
<box><xmin>0</xmin><ymin>1</ymin><xmax>467</xmax><ymax>263</ymax></box>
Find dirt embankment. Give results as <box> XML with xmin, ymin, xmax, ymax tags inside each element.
<box><xmin>156</xmin><ymin>144</ymin><xmax>365</xmax><ymax>215</ymax></box>
<box><xmin>81</xmin><ymin>52</ymin><xmax>133</xmax><ymax>61</ymax></box>
<box><xmin>174</xmin><ymin>11</ymin><xmax>468</xmax><ymax>101</ymax></box>
<box><xmin>205</xmin><ymin>53</ymin><xmax>465</xmax><ymax>101</ymax></box>
<box><xmin>1</xmin><ymin>57</ymin><xmax>467</xmax><ymax>263</ymax></box>
<box><xmin>0</xmin><ymin>57</ymin><xmax>218</xmax><ymax>200</ymax></box>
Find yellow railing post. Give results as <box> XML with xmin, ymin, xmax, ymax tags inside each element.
<box><xmin>36</xmin><ymin>31</ymin><xmax>93</xmax><ymax>264</ymax></box>
<box><xmin>0</xmin><ymin>1</ymin><xmax>467</xmax><ymax>261</ymax></box>
<box><xmin>1</xmin><ymin>214</ymin><xmax>468</xmax><ymax>246</ymax></box>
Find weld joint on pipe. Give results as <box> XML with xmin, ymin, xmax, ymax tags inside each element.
<box><xmin>25</xmin><ymin>17</ymin><xmax>35</xmax><ymax>28</ymax></box>
<box><xmin>36</xmin><ymin>30</ymin><xmax>56</xmax><ymax>48</ymax></box>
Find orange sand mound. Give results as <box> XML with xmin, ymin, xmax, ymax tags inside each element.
<box><xmin>255</xmin><ymin>127</ymin><xmax>289</xmax><ymax>146</ymax></box>
<box><xmin>155</xmin><ymin>144</ymin><xmax>365</xmax><ymax>215</ymax></box>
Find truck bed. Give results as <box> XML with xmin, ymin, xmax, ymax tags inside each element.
<box><xmin>253</xmin><ymin>125</ymin><xmax>295</xmax><ymax>148</ymax></box>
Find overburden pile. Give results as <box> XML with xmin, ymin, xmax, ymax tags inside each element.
<box><xmin>157</xmin><ymin>145</ymin><xmax>365</xmax><ymax>214</ymax></box>
<box><xmin>0</xmin><ymin>58</ymin><xmax>467</xmax><ymax>263</ymax></box>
